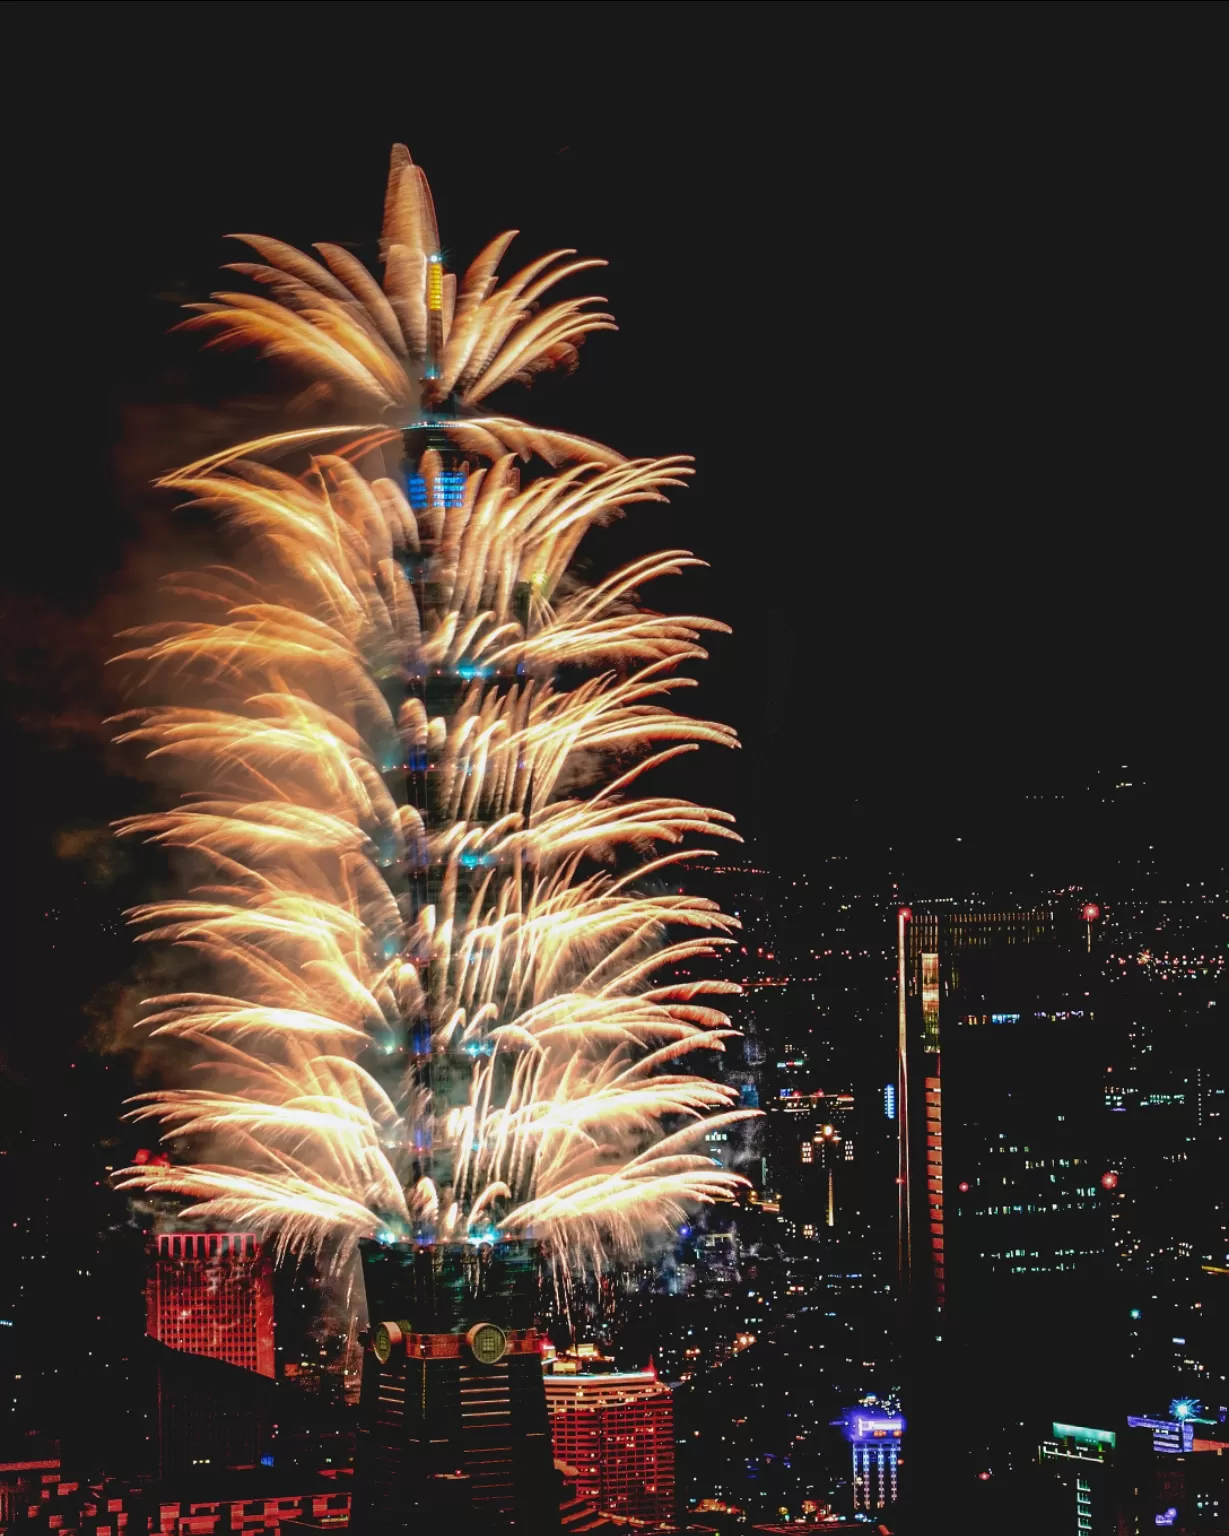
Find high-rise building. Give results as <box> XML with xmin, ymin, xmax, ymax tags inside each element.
<box><xmin>354</xmin><ymin>1239</ymin><xmax>557</xmax><ymax>1533</ymax></box>
<box><xmin>1038</xmin><ymin>1421</ymin><xmax>1117</xmax><ymax>1536</ymax></box>
<box><xmin>834</xmin><ymin>1404</ymin><xmax>905</xmax><ymax>1513</ymax></box>
<box><xmin>896</xmin><ymin>905</ymin><xmax>1110</xmax><ymax>1324</ymax></box>
<box><xmin>895</xmin><ymin>903</ymin><xmax>1113</xmax><ymax>1501</ymax></box>
<box><xmin>544</xmin><ymin>1367</ymin><xmax>675</xmax><ymax>1524</ymax></box>
<box><xmin>152</xmin><ymin>1339</ymin><xmax>276</xmax><ymax>1479</ymax></box>
<box><xmin>146</xmin><ymin>1233</ymin><xmax>275</xmax><ymax>1379</ymax></box>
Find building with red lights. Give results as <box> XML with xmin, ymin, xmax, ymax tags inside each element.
<box><xmin>146</xmin><ymin>1234</ymin><xmax>274</xmax><ymax>1379</ymax></box>
<box><xmin>544</xmin><ymin>1367</ymin><xmax>674</xmax><ymax>1524</ymax></box>
<box><xmin>6</xmin><ymin>1467</ymin><xmax>350</xmax><ymax>1536</ymax></box>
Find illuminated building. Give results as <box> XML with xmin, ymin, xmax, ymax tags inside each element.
<box><xmin>544</xmin><ymin>1367</ymin><xmax>675</xmax><ymax>1523</ymax></box>
<box><xmin>766</xmin><ymin>1089</ymin><xmax>856</xmax><ymax>1229</ymax></box>
<box><xmin>1038</xmin><ymin>1422</ymin><xmax>1116</xmax><ymax>1536</ymax></box>
<box><xmin>1127</xmin><ymin>1399</ymin><xmax>1224</xmax><ymax>1456</ymax></box>
<box><xmin>834</xmin><ymin>1405</ymin><xmax>904</xmax><ymax>1512</ymax></box>
<box><xmin>354</xmin><ymin>1239</ymin><xmax>557</xmax><ymax>1532</ymax></box>
<box><xmin>146</xmin><ymin>1233</ymin><xmax>274</xmax><ymax>1378</ymax></box>
<box><xmin>8</xmin><ymin>1469</ymin><xmax>350</xmax><ymax>1536</ymax></box>
<box><xmin>0</xmin><ymin>1441</ymin><xmax>60</xmax><ymax>1528</ymax></box>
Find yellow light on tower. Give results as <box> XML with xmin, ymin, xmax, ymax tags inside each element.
<box><xmin>427</xmin><ymin>256</ymin><xmax>444</xmax><ymax>312</ymax></box>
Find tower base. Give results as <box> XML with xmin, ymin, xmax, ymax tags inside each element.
<box><xmin>354</xmin><ymin>1239</ymin><xmax>559</xmax><ymax>1533</ymax></box>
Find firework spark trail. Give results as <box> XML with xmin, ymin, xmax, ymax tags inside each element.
<box><xmin>114</xmin><ymin>145</ymin><xmax>755</xmax><ymax>1269</ymax></box>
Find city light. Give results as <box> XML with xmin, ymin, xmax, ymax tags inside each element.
<box><xmin>12</xmin><ymin>68</ymin><xmax>1225</xmax><ymax>1534</ymax></box>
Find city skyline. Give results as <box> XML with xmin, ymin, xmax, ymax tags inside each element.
<box><xmin>3</xmin><ymin>9</ymin><xmax>1226</xmax><ymax>1536</ymax></box>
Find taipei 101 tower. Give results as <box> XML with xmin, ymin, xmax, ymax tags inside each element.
<box><xmin>117</xmin><ymin>143</ymin><xmax>746</xmax><ymax>1534</ymax></box>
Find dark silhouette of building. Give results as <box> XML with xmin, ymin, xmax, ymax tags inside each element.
<box><xmin>895</xmin><ymin>902</ymin><xmax>1114</xmax><ymax>1506</ymax></box>
<box><xmin>153</xmin><ymin>1341</ymin><xmax>276</xmax><ymax>1480</ymax></box>
<box><xmin>765</xmin><ymin>1089</ymin><xmax>857</xmax><ymax>1236</ymax></box>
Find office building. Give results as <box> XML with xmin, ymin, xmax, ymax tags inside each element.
<box><xmin>544</xmin><ymin>1366</ymin><xmax>675</xmax><ymax>1524</ymax></box>
<box><xmin>355</xmin><ymin>1239</ymin><xmax>557</xmax><ymax>1533</ymax></box>
<box><xmin>1038</xmin><ymin>1421</ymin><xmax>1116</xmax><ymax>1535</ymax></box>
<box><xmin>146</xmin><ymin>1233</ymin><xmax>275</xmax><ymax>1379</ymax></box>
<box><xmin>153</xmin><ymin>1340</ymin><xmax>276</xmax><ymax>1479</ymax></box>
<box><xmin>834</xmin><ymin>1404</ymin><xmax>904</xmax><ymax>1513</ymax></box>
<box><xmin>897</xmin><ymin>904</ymin><xmax>1108</xmax><ymax>1327</ymax></box>
<box><xmin>895</xmin><ymin>903</ymin><xmax>1112</xmax><ymax>1502</ymax></box>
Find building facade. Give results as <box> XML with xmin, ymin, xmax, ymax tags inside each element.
<box><xmin>355</xmin><ymin>1240</ymin><xmax>557</xmax><ymax>1533</ymax></box>
<box><xmin>1038</xmin><ymin>1422</ymin><xmax>1117</xmax><ymax>1536</ymax></box>
<box><xmin>544</xmin><ymin>1368</ymin><xmax>675</xmax><ymax>1524</ymax></box>
<box><xmin>895</xmin><ymin>903</ymin><xmax>1112</xmax><ymax>1503</ymax></box>
<box><xmin>834</xmin><ymin>1405</ymin><xmax>905</xmax><ymax>1514</ymax></box>
<box><xmin>146</xmin><ymin>1234</ymin><xmax>274</xmax><ymax>1379</ymax></box>
<box><xmin>897</xmin><ymin>905</ymin><xmax>1109</xmax><ymax>1328</ymax></box>
<box><xmin>546</xmin><ymin>1370</ymin><xmax>675</xmax><ymax>1523</ymax></box>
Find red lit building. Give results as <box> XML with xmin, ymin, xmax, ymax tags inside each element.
<box><xmin>544</xmin><ymin>1367</ymin><xmax>674</xmax><ymax>1524</ymax></box>
<box><xmin>7</xmin><ymin>1469</ymin><xmax>349</xmax><ymax>1536</ymax></box>
<box><xmin>146</xmin><ymin>1234</ymin><xmax>274</xmax><ymax>1378</ymax></box>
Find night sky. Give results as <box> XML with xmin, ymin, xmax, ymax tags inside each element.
<box><xmin>6</xmin><ymin>4</ymin><xmax>1223</xmax><ymax>915</ymax></box>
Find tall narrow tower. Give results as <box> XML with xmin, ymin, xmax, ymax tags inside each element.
<box><xmin>895</xmin><ymin>901</ymin><xmax>1109</xmax><ymax>1504</ymax></box>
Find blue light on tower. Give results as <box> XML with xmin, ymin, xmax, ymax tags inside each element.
<box><xmin>834</xmin><ymin>1407</ymin><xmax>905</xmax><ymax>1512</ymax></box>
<box><xmin>884</xmin><ymin>1083</ymin><xmax>896</xmax><ymax>1120</ymax></box>
<box><xmin>407</xmin><ymin>470</ymin><xmax>467</xmax><ymax>510</ymax></box>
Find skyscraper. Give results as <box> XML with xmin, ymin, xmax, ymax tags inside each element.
<box><xmin>354</xmin><ymin>1240</ymin><xmax>557</xmax><ymax>1533</ymax></box>
<box><xmin>895</xmin><ymin>903</ymin><xmax>1112</xmax><ymax>1499</ymax></box>
<box><xmin>544</xmin><ymin>1367</ymin><xmax>675</xmax><ymax>1523</ymax></box>
<box><xmin>835</xmin><ymin>1404</ymin><xmax>905</xmax><ymax>1513</ymax></box>
<box><xmin>152</xmin><ymin>1339</ymin><xmax>276</xmax><ymax>1478</ymax></box>
<box><xmin>1038</xmin><ymin>1421</ymin><xmax>1117</xmax><ymax>1536</ymax></box>
<box><xmin>897</xmin><ymin>905</ymin><xmax>1108</xmax><ymax>1327</ymax></box>
<box><xmin>146</xmin><ymin>1233</ymin><xmax>275</xmax><ymax>1379</ymax></box>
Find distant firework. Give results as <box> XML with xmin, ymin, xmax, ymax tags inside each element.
<box><xmin>113</xmin><ymin>146</ymin><xmax>754</xmax><ymax>1272</ymax></box>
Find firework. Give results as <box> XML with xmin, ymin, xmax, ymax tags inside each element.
<box><xmin>114</xmin><ymin>146</ymin><xmax>753</xmax><ymax>1271</ymax></box>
